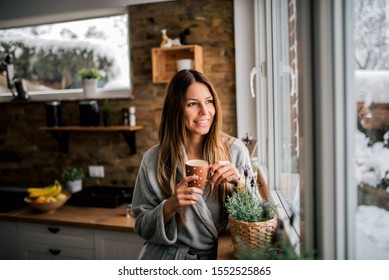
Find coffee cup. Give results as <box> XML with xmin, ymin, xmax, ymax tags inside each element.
<box><xmin>185</xmin><ymin>159</ymin><xmax>209</xmax><ymax>189</ymax></box>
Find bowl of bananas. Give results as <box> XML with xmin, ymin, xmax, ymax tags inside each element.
<box><xmin>24</xmin><ymin>180</ymin><xmax>71</xmax><ymax>213</ymax></box>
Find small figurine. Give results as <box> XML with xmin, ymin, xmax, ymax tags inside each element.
<box><xmin>160</xmin><ymin>29</ymin><xmax>170</xmax><ymax>48</ymax></box>
<box><xmin>160</xmin><ymin>29</ymin><xmax>181</xmax><ymax>48</ymax></box>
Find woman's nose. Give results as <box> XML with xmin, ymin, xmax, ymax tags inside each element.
<box><xmin>198</xmin><ymin>103</ymin><xmax>208</xmax><ymax>115</ymax></box>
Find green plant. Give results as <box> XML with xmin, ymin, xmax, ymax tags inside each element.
<box><xmin>103</xmin><ymin>99</ymin><xmax>111</xmax><ymax>118</ymax></box>
<box><xmin>78</xmin><ymin>68</ymin><xmax>101</xmax><ymax>80</ymax></box>
<box><xmin>226</xmin><ymin>165</ymin><xmax>277</xmax><ymax>222</ymax></box>
<box><xmin>62</xmin><ymin>167</ymin><xmax>85</xmax><ymax>182</ymax></box>
<box><xmin>103</xmin><ymin>99</ymin><xmax>112</xmax><ymax>126</ymax></box>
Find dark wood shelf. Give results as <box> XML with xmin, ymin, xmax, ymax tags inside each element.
<box><xmin>39</xmin><ymin>125</ymin><xmax>144</xmax><ymax>154</ymax></box>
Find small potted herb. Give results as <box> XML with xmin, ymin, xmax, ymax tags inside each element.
<box><xmin>78</xmin><ymin>68</ymin><xmax>101</xmax><ymax>80</ymax></box>
<box><xmin>62</xmin><ymin>167</ymin><xmax>85</xmax><ymax>193</ymax></box>
<box><xmin>225</xmin><ymin>165</ymin><xmax>278</xmax><ymax>256</ymax></box>
<box><xmin>78</xmin><ymin>68</ymin><xmax>101</xmax><ymax>98</ymax></box>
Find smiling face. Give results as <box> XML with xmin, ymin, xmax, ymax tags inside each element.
<box><xmin>184</xmin><ymin>81</ymin><xmax>215</xmax><ymax>140</ymax></box>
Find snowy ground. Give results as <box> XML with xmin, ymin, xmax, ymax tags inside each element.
<box><xmin>355</xmin><ymin>125</ymin><xmax>389</xmax><ymax>259</ymax></box>
<box><xmin>356</xmin><ymin>205</ymin><xmax>389</xmax><ymax>259</ymax></box>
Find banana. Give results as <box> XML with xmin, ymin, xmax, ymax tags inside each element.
<box><xmin>49</xmin><ymin>184</ymin><xmax>62</xmax><ymax>197</ymax></box>
<box><xmin>27</xmin><ymin>187</ymin><xmax>44</xmax><ymax>193</ymax></box>
<box><xmin>28</xmin><ymin>186</ymin><xmax>56</xmax><ymax>198</ymax></box>
<box><xmin>28</xmin><ymin>180</ymin><xmax>62</xmax><ymax>198</ymax></box>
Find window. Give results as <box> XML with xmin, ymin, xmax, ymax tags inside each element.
<box><xmin>270</xmin><ymin>0</ymin><xmax>300</xmax><ymax>222</ymax></box>
<box><xmin>0</xmin><ymin>13</ymin><xmax>130</xmax><ymax>100</ymax></box>
<box><xmin>252</xmin><ymin>0</ymin><xmax>304</xmax><ymax>253</ymax></box>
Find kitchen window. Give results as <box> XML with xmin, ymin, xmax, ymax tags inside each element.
<box><xmin>252</xmin><ymin>0</ymin><xmax>306</xmax><ymax>254</ymax></box>
<box><xmin>0</xmin><ymin>13</ymin><xmax>130</xmax><ymax>101</ymax></box>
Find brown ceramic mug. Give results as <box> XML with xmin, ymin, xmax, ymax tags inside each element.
<box><xmin>185</xmin><ymin>159</ymin><xmax>209</xmax><ymax>189</ymax></box>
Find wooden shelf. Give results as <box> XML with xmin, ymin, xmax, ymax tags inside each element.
<box><xmin>152</xmin><ymin>44</ymin><xmax>203</xmax><ymax>83</ymax></box>
<box><xmin>39</xmin><ymin>125</ymin><xmax>144</xmax><ymax>154</ymax></box>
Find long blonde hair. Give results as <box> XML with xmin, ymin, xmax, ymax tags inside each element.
<box><xmin>157</xmin><ymin>69</ymin><xmax>233</xmax><ymax>226</ymax></box>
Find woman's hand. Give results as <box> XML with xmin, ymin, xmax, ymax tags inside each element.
<box><xmin>163</xmin><ymin>175</ymin><xmax>203</xmax><ymax>223</ymax></box>
<box><xmin>208</xmin><ymin>161</ymin><xmax>241</xmax><ymax>186</ymax></box>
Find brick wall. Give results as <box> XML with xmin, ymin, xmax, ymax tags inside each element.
<box><xmin>0</xmin><ymin>0</ymin><xmax>237</xmax><ymax>188</ymax></box>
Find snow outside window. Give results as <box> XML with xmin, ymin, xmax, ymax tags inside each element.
<box><xmin>353</xmin><ymin>0</ymin><xmax>389</xmax><ymax>259</ymax></box>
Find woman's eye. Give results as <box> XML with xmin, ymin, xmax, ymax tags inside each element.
<box><xmin>206</xmin><ymin>99</ymin><xmax>214</xmax><ymax>104</ymax></box>
<box><xmin>187</xmin><ymin>102</ymin><xmax>197</xmax><ymax>107</ymax></box>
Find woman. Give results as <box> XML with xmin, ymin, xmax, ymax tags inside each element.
<box><xmin>132</xmin><ymin>69</ymin><xmax>253</xmax><ymax>260</ymax></box>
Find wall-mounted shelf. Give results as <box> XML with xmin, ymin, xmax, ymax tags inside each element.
<box><xmin>39</xmin><ymin>125</ymin><xmax>144</xmax><ymax>154</ymax></box>
<box><xmin>152</xmin><ymin>44</ymin><xmax>203</xmax><ymax>83</ymax></box>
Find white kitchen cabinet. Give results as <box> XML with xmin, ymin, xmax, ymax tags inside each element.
<box><xmin>95</xmin><ymin>230</ymin><xmax>144</xmax><ymax>260</ymax></box>
<box><xmin>15</xmin><ymin>222</ymin><xmax>143</xmax><ymax>260</ymax></box>
<box><xmin>0</xmin><ymin>221</ymin><xmax>19</xmax><ymax>260</ymax></box>
<box><xmin>18</xmin><ymin>222</ymin><xmax>95</xmax><ymax>260</ymax></box>
<box><xmin>18</xmin><ymin>242</ymin><xmax>95</xmax><ymax>260</ymax></box>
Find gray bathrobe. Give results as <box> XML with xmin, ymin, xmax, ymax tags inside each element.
<box><xmin>132</xmin><ymin>138</ymin><xmax>252</xmax><ymax>260</ymax></box>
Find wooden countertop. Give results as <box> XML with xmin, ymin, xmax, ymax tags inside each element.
<box><xmin>0</xmin><ymin>204</ymin><xmax>135</xmax><ymax>233</ymax></box>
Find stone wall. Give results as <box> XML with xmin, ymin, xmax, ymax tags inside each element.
<box><xmin>0</xmin><ymin>0</ymin><xmax>237</xmax><ymax>188</ymax></box>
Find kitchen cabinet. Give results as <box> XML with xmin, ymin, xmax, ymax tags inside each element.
<box><xmin>18</xmin><ymin>222</ymin><xmax>95</xmax><ymax>260</ymax></box>
<box><xmin>0</xmin><ymin>204</ymin><xmax>142</xmax><ymax>259</ymax></box>
<box><xmin>0</xmin><ymin>221</ymin><xmax>19</xmax><ymax>260</ymax></box>
<box><xmin>95</xmin><ymin>229</ymin><xmax>143</xmax><ymax>260</ymax></box>
<box><xmin>19</xmin><ymin>242</ymin><xmax>95</xmax><ymax>260</ymax></box>
<box><xmin>12</xmin><ymin>221</ymin><xmax>142</xmax><ymax>260</ymax></box>
<box><xmin>152</xmin><ymin>45</ymin><xmax>203</xmax><ymax>83</ymax></box>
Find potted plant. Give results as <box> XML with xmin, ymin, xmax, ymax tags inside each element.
<box><xmin>78</xmin><ymin>68</ymin><xmax>101</xmax><ymax>99</ymax></box>
<box><xmin>225</xmin><ymin>165</ymin><xmax>278</xmax><ymax>257</ymax></box>
<box><xmin>62</xmin><ymin>167</ymin><xmax>85</xmax><ymax>193</ymax></box>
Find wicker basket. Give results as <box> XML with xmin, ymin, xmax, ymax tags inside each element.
<box><xmin>228</xmin><ymin>215</ymin><xmax>278</xmax><ymax>254</ymax></box>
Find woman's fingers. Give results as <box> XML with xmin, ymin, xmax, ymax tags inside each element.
<box><xmin>208</xmin><ymin>161</ymin><xmax>240</xmax><ymax>185</ymax></box>
<box><xmin>211</xmin><ymin>168</ymin><xmax>236</xmax><ymax>185</ymax></box>
<box><xmin>174</xmin><ymin>176</ymin><xmax>203</xmax><ymax>206</ymax></box>
<box><xmin>176</xmin><ymin>189</ymin><xmax>200</xmax><ymax>205</ymax></box>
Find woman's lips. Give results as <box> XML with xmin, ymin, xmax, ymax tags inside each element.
<box><xmin>194</xmin><ymin>119</ymin><xmax>210</xmax><ymax>125</ymax></box>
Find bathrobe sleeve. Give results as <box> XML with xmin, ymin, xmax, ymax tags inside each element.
<box><xmin>132</xmin><ymin>145</ymin><xmax>178</xmax><ymax>245</ymax></box>
<box><xmin>230</xmin><ymin>138</ymin><xmax>252</xmax><ymax>174</ymax></box>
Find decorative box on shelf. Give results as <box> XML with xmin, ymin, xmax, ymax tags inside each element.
<box><xmin>151</xmin><ymin>44</ymin><xmax>203</xmax><ymax>83</ymax></box>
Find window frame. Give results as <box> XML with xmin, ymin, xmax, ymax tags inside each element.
<box><xmin>254</xmin><ymin>0</ymin><xmax>305</xmax><ymax>253</ymax></box>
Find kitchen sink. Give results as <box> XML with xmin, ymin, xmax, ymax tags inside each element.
<box><xmin>67</xmin><ymin>186</ymin><xmax>133</xmax><ymax>208</ymax></box>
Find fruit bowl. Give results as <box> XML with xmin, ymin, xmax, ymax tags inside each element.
<box><xmin>24</xmin><ymin>192</ymin><xmax>71</xmax><ymax>213</ymax></box>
